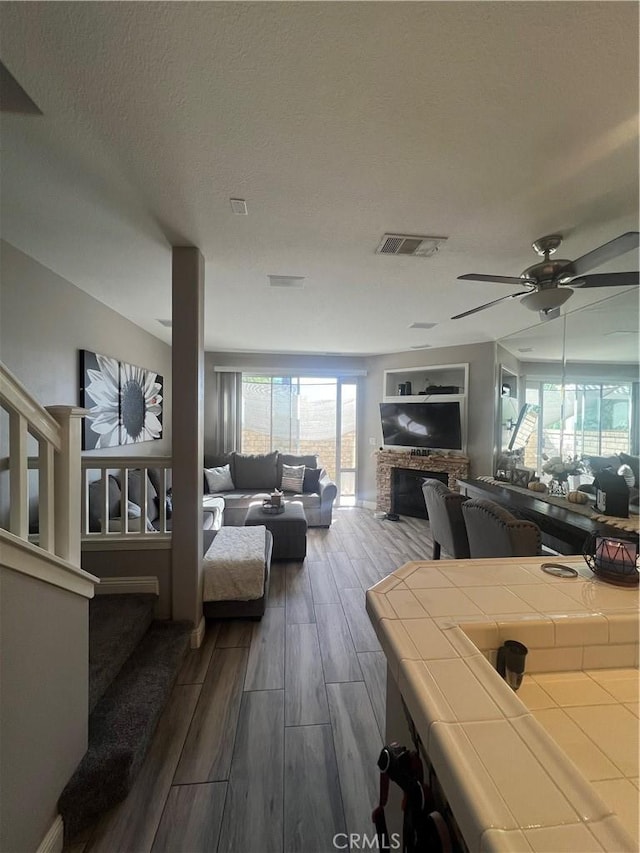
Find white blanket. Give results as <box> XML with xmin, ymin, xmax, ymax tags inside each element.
<box><xmin>203</xmin><ymin>525</ymin><xmax>267</xmax><ymax>602</ymax></box>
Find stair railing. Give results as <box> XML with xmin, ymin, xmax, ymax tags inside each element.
<box><xmin>81</xmin><ymin>457</ymin><xmax>172</xmax><ymax>540</ymax></box>
<box><xmin>0</xmin><ymin>362</ymin><xmax>86</xmax><ymax>566</ymax></box>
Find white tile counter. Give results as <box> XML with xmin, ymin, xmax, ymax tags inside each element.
<box><xmin>366</xmin><ymin>556</ymin><xmax>639</xmax><ymax>852</ymax></box>
<box><xmin>521</xmin><ymin>669</ymin><xmax>638</xmax><ymax>844</ymax></box>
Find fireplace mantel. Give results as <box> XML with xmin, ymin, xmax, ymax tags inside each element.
<box><xmin>375</xmin><ymin>450</ymin><xmax>471</xmax><ymax>513</ymax></box>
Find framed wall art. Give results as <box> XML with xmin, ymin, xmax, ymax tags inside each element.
<box><xmin>79</xmin><ymin>350</ymin><xmax>163</xmax><ymax>450</ymax></box>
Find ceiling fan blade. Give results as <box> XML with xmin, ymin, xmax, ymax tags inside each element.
<box><xmin>559</xmin><ymin>231</ymin><xmax>639</xmax><ymax>277</ymax></box>
<box><xmin>451</xmin><ymin>291</ymin><xmax>532</xmax><ymax>320</ymax></box>
<box><xmin>570</xmin><ymin>271</ymin><xmax>639</xmax><ymax>288</ymax></box>
<box><xmin>458</xmin><ymin>273</ymin><xmax>534</xmax><ymax>286</ymax></box>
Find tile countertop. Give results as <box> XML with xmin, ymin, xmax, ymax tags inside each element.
<box><xmin>365</xmin><ymin>556</ymin><xmax>639</xmax><ymax>853</ymax></box>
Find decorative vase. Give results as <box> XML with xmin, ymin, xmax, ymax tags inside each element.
<box><xmin>549</xmin><ymin>477</ymin><xmax>568</xmax><ymax>496</ymax></box>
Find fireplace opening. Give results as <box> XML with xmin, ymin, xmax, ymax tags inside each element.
<box><xmin>391</xmin><ymin>468</ymin><xmax>449</xmax><ymax>519</ymax></box>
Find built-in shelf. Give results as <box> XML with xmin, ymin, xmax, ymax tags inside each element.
<box><xmin>383</xmin><ymin>362</ymin><xmax>468</xmax><ymax>402</ymax></box>
<box><xmin>382</xmin><ymin>363</ymin><xmax>469</xmax><ymax>452</ymax></box>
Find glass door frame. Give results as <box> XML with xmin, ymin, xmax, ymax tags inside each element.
<box><xmin>335</xmin><ymin>378</ymin><xmax>357</xmax><ymax>506</ymax></box>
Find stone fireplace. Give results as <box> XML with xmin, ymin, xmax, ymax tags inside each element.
<box><xmin>375</xmin><ymin>450</ymin><xmax>471</xmax><ymax>514</ymax></box>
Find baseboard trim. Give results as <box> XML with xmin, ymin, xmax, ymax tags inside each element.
<box><xmin>361</xmin><ymin>500</ymin><xmax>376</xmax><ymax>511</ymax></box>
<box><xmin>94</xmin><ymin>576</ymin><xmax>160</xmax><ymax>596</ymax></box>
<box><xmin>36</xmin><ymin>815</ymin><xmax>63</xmax><ymax>853</ymax></box>
<box><xmin>191</xmin><ymin>614</ymin><xmax>206</xmax><ymax>649</ymax></box>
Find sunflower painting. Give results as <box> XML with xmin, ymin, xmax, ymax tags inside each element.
<box><xmin>80</xmin><ymin>350</ymin><xmax>163</xmax><ymax>450</ymax></box>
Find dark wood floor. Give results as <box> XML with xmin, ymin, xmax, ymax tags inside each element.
<box><xmin>72</xmin><ymin>508</ymin><xmax>435</xmax><ymax>853</ymax></box>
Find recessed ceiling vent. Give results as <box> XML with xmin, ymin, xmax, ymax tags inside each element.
<box><xmin>376</xmin><ymin>234</ymin><xmax>447</xmax><ymax>257</ymax></box>
<box><xmin>268</xmin><ymin>275</ymin><xmax>305</xmax><ymax>288</ymax></box>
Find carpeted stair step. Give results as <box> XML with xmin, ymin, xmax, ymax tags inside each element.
<box><xmin>89</xmin><ymin>593</ymin><xmax>157</xmax><ymax>713</ymax></box>
<box><xmin>59</xmin><ymin>619</ymin><xmax>191</xmax><ymax>840</ymax></box>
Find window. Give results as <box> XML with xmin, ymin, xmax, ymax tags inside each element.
<box><xmin>525</xmin><ymin>380</ymin><xmax>635</xmax><ymax>472</ymax></box>
<box><xmin>241</xmin><ymin>375</ymin><xmax>358</xmax><ymax>503</ymax></box>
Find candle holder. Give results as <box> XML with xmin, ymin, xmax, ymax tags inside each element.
<box><xmin>583</xmin><ymin>533</ymin><xmax>639</xmax><ymax>586</ymax></box>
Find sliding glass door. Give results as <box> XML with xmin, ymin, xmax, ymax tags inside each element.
<box><xmin>240</xmin><ymin>375</ymin><xmax>357</xmax><ymax>504</ymax></box>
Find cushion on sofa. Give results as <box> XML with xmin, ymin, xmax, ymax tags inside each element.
<box><xmin>127</xmin><ymin>470</ymin><xmax>159</xmax><ymax>522</ymax></box>
<box><xmin>583</xmin><ymin>455</ymin><xmax>620</xmax><ymax>475</ymax></box>
<box><xmin>88</xmin><ymin>475</ymin><xmax>121</xmax><ymax>532</ymax></box>
<box><xmin>302</xmin><ymin>466</ymin><xmax>322</xmax><ymax>493</ymax></box>
<box><xmin>154</xmin><ymin>490</ymin><xmax>173</xmax><ymax>519</ymax></box>
<box><xmin>618</xmin><ymin>453</ymin><xmax>639</xmax><ymax>485</ymax></box>
<box><xmin>146</xmin><ymin>466</ymin><xmax>170</xmax><ymax>498</ymax></box>
<box><xmin>281</xmin><ymin>463</ymin><xmax>305</xmax><ymax>492</ymax></box>
<box><xmin>233</xmin><ymin>451</ymin><xmax>279</xmax><ymax>490</ymax></box>
<box><xmin>205</xmin><ymin>464</ymin><xmax>235</xmax><ymax>492</ymax></box>
<box><xmin>205</xmin><ymin>453</ymin><xmax>235</xmax><ymax>475</ymax></box>
<box><xmin>277</xmin><ymin>453</ymin><xmax>318</xmax><ymax>484</ymax></box>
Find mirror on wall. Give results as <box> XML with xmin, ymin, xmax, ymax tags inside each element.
<box><xmin>498</xmin><ymin>365</ymin><xmax>519</xmax><ymax>453</ymax></box>
<box><xmin>497</xmin><ymin>287</ymin><xmax>639</xmax><ymax>482</ymax></box>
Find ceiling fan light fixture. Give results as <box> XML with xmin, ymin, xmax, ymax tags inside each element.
<box><xmin>520</xmin><ymin>288</ymin><xmax>572</xmax><ymax>313</ymax></box>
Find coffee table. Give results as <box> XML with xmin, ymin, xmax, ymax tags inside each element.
<box><xmin>245</xmin><ymin>500</ymin><xmax>308</xmax><ymax>560</ymax></box>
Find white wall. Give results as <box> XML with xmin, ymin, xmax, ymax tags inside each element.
<box><xmin>0</xmin><ymin>240</ymin><xmax>172</xmax><ymax>456</ymax></box>
<box><xmin>0</xmin><ymin>569</ymin><xmax>88</xmax><ymax>853</ymax></box>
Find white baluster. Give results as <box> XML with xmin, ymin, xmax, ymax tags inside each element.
<box><xmin>38</xmin><ymin>439</ymin><xmax>55</xmax><ymax>552</ymax></box>
<box><xmin>9</xmin><ymin>410</ymin><xmax>29</xmax><ymax>539</ymax></box>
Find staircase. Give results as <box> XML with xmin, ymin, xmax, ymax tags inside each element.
<box><xmin>58</xmin><ymin>594</ymin><xmax>191</xmax><ymax>840</ymax></box>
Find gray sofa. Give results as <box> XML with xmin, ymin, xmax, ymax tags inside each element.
<box><xmin>204</xmin><ymin>451</ymin><xmax>338</xmax><ymax>527</ymax></box>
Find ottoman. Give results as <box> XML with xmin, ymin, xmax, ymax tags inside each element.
<box><xmin>245</xmin><ymin>500</ymin><xmax>308</xmax><ymax>560</ymax></box>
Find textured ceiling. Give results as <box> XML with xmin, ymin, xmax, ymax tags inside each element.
<box><xmin>1</xmin><ymin>2</ymin><xmax>638</xmax><ymax>355</ymax></box>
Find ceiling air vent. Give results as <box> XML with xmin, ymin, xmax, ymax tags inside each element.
<box><xmin>409</xmin><ymin>322</ymin><xmax>437</xmax><ymax>330</ymax></box>
<box><xmin>376</xmin><ymin>234</ymin><xmax>447</xmax><ymax>257</ymax></box>
<box><xmin>268</xmin><ymin>275</ymin><xmax>305</xmax><ymax>288</ymax></box>
<box><xmin>230</xmin><ymin>198</ymin><xmax>248</xmax><ymax>215</ymax></box>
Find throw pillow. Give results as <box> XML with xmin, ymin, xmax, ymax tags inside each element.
<box><xmin>88</xmin><ymin>475</ymin><xmax>121</xmax><ymax>532</ymax></box>
<box><xmin>127</xmin><ymin>469</ymin><xmax>159</xmax><ymax>522</ymax></box>
<box><xmin>281</xmin><ymin>463</ymin><xmax>305</xmax><ymax>493</ymax></box>
<box><xmin>154</xmin><ymin>490</ymin><xmax>173</xmax><ymax>519</ymax></box>
<box><xmin>205</xmin><ymin>464</ymin><xmax>235</xmax><ymax>492</ymax></box>
<box><xmin>302</xmin><ymin>466</ymin><xmax>322</xmax><ymax>493</ymax></box>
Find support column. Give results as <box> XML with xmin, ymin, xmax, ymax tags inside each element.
<box><xmin>171</xmin><ymin>247</ymin><xmax>204</xmax><ymax>626</ymax></box>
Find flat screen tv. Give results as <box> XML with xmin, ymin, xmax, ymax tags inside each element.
<box><xmin>379</xmin><ymin>401</ymin><xmax>462</xmax><ymax>450</ymax></box>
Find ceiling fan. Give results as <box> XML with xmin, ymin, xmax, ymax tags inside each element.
<box><xmin>452</xmin><ymin>231</ymin><xmax>639</xmax><ymax>321</ymax></box>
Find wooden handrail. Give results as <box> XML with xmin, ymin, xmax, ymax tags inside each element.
<box><xmin>0</xmin><ymin>361</ymin><xmax>89</xmax><ymax>577</ymax></box>
<box><xmin>0</xmin><ymin>363</ymin><xmax>62</xmax><ymax>450</ymax></box>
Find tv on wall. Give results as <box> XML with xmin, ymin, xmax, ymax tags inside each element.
<box><xmin>379</xmin><ymin>401</ymin><xmax>463</xmax><ymax>450</ymax></box>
